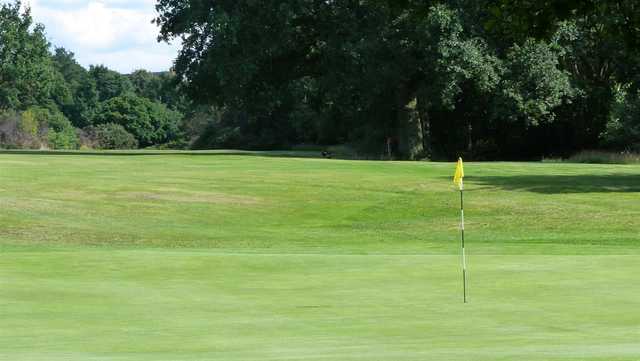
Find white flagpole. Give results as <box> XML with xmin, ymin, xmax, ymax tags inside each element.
<box><xmin>459</xmin><ymin>178</ymin><xmax>467</xmax><ymax>303</ymax></box>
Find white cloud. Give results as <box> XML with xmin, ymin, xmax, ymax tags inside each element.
<box><xmin>19</xmin><ymin>0</ymin><xmax>179</xmax><ymax>73</ymax></box>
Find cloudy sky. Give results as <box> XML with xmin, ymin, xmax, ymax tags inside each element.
<box><xmin>15</xmin><ymin>0</ymin><xmax>180</xmax><ymax>73</ymax></box>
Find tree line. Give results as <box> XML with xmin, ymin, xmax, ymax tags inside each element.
<box><xmin>0</xmin><ymin>1</ymin><xmax>207</xmax><ymax>150</ymax></box>
<box><xmin>3</xmin><ymin>0</ymin><xmax>640</xmax><ymax>159</ymax></box>
<box><xmin>153</xmin><ymin>0</ymin><xmax>640</xmax><ymax>160</ymax></box>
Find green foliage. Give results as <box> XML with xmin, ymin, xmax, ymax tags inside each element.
<box><xmin>501</xmin><ymin>39</ymin><xmax>574</xmax><ymax>124</ymax></box>
<box><xmin>0</xmin><ymin>2</ymin><xmax>60</xmax><ymax>110</ymax></box>
<box><xmin>0</xmin><ymin>105</ymin><xmax>78</xmax><ymax>149</ymax></box>
<box><xmin>601</xmin><ymin>86</ymin><xmax>640</xmax><ymax>151</ymax></box>
<box><xmin>129</xmin><ymin>70</ymin><xmax>162</xmax><ymax>100</ymax></box>
<box><xmin>421</xmin><ymin>4</ymin><xmax>501</xmax><ymax>108</ymax></box>
<box><xmin>93</xmin><ymin>93</ymin><xmax>182</xmax><ymax>147</ymax></box>
<box><xmin>23</xmin><ymin>105</ymin><xmax>79</xmax><ymax>149</ymax></box>
<box><xmin>153</xmin><ymin>1</ymin><xmax>572</xmax><ymax>157</ymax></box>
<box><xmin>52</xmin><ymin>48</ymin><xmax>99</xmax><ymax>127</ymax></box>
<box><xmin>0</xmin><ymin>1</ymin><xmax>188</xmax><ymax>150</ymax></box>
<box><xmin>89</xmin><ymin>65</ymin><xmax>134</xmax><ymax>102</ymax></box>
<box><xmin>88</xmin><ymin>123</ymin><xmax>138</xmax><ymax>149</ymax></box>
<box><xmin>3</xmin><ymin>0</ymin><xmax>640</xmax><ymax>157</ymax></box>
<box><xmin>129</xmin><ymin>70</ymin><xmax>190</xmax><ymax>113</ymax></box>
<box><xmin>19</xmin><ymin>108</ymin><xmax>39</xmax><ymax>136</ymax></box>
<box><xmin>48</xmin><ymin>126</ymin><xmax>79</xmax><ymax>150</ymax></box>
<box><xmin>190</xmin><ymin>108</ymin><xmax>247</xmax><ymax>150</ymax></box>
<box><xmin>153</xmin><ymin>0</ymin><xmax>640</xmax><ymax>159</ymax></box>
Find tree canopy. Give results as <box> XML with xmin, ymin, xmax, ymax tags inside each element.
<box><xmin>3</xmin><ymin>0</ymin><xmax>640</xmax><ymax>158</ymax></box>
<box><xmin>0</xmin><ymin>0</ymin><xmax>188</xmax><ymax>150</ymax></box>
<box><xmin>155</xmin><ymin>0</ymin><xmax>640</xmax><ymax>159</ymax></box>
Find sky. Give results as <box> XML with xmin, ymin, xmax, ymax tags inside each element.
<box><xmin>14</xmin><ymin>0</ymin><xmax>181</xmax><ymax>73</ymax></box>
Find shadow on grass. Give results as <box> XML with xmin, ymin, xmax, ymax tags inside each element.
<box><xmin>469</xmin><ymin>174</ymin><xmax>640</xmax><ymax>194</ymax></box>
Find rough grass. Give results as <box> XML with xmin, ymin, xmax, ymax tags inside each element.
<box><xmin>1</xmin><ymin>153</ymin><xmax>639</xmax><ymax>360</ymax></box>
<box><xmin>566</xmin><ymin>150</ymin><xmax>640</xmax><ymax>164</ymax></box>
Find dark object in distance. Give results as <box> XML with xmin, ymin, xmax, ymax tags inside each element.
<box><xmin>321</xmin><ymin>151</ymin><xmax>332</xmax><ymax>159</ymax></box>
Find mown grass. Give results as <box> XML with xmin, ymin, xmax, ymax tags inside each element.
<box><xmin>1</xmin><ymin>153</ymin><xmax>639</xmax><ymax>360</ymax></box>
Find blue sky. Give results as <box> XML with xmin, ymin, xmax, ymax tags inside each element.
<box><xmin>14</xmin><ymin>0</ymin><xmax>180</xmax><ymax>73</ymax></box>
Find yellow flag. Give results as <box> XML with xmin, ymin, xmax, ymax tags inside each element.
<box><xmin>453</xmin><ymin>157</ymin><xmax>464</xmax><ymax>190</ymax></box>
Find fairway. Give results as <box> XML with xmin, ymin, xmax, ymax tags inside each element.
<box><xmin>1</xmin><ymin>154</ymin><xmax>639</xmax><ymax>360</ymax></box>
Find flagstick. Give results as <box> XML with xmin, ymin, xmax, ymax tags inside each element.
<box><xmin>460</xmin><ymin>179</ymin><xmax>467</xmax><ymax>303</ymax></box>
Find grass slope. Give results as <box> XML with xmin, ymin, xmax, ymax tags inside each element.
<box><xmin>1</xmin><ymin>153</ymin><xmax>639</xmax><ymax>360</ymax></box>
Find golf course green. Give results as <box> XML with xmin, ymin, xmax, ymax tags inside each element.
<box><xmin>1</xmin><ymin>153</ymin><xmax>639</xmax><ymax>360</ymax></box>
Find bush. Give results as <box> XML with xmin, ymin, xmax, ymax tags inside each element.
<box><xmin>93</xmin><ymin>93</ymin><xmax>182</xmax><ymax>147</ymax></box>
<box><xmin>19</xmin><ymin>108</ymin><xmax>40</xmax><ymax>137</ymax></box>
<box><xmin>87</xmin><ymin>123</ymin><xmax>138</xmax><ymax>149</ymax></box>
<box><xmin>42</xmin><ymin>108</ymin><xmax>80</xmax><ymax>149</ymax></box>
<box><xmin>48</xmin><ymin>127</ymin><xmax>79</xmax><ymax>149</ymax></box>
<box><xmin>0</xmin><ymin>107</ymin><xmax>80</xmax><ymax>149</ymax></box>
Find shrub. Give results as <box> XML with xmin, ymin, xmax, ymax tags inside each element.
<box><xmin>43</xmin><ymin>108</ymin><xmax>80</xmax><ymax>150</ymax></box>
<box><xmin>19</xmin><ymin>108</ymin><xmax>40</xmax><ymax>137</ymax></box>
<box><xmin>88</xmin><ymin>123</ymin><xmax>138</xmax><ymax>149</ymax></box>
<box><xmin>22</xmin><ymin>106</ymin><xmax>80</xmax><ymax>150</ymax></box>
<box><xmin>48</xmin><ymin>126</ymin><xmax>79</xmax><ymax>149</ymax></box>
<box><xmin>93</xmin><ymin>93</ymin><xmax>182</xmax><ymax>147</ymax></box>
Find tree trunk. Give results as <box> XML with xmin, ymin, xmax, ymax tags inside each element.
<box><xmin>417</xmin><ymin>88</ymin><xmax>432</xmax><ymax>159</ymax></box>
<box><xmin>467</xmin><ymin>123</ymin><xmax>473</xmax><ymax>153</ymax></box>
<box><xmin>397</xmin><ymin>96</ymin><xmax>424</xmax><ymax>160</ymax></box>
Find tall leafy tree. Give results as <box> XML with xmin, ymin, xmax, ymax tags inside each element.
<box><xmin>154</xmin><ymin>1</ymin><xmax>513</xmax><ymax>158</ymax></box>
<box><xmin>93</xmin><ymin>93</ymin><xmax>182</xmax><ymax>147</ymax></box>
<box><xmin>52</xmin><ymin>47</ymin><xmax>99</xmax><ymax>127</ymax></box>
<box><xmin>129</xmin><ymin>70</ymin><xmax>189</xmax><ymax>112</ymax></box>
<box><xmin>89</xmin><ymin>65</ymin><xmax>135</xmax><ymax>102</ymax></box>
<box><xmin>0</xmin><ymin>1</ymin><xmax>61</xmax><ymax>110</ymax></box>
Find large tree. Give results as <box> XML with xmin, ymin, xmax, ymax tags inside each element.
<box><xmin>485</xmin><ymin>0</ymin><xmax>640</xmax><ymax>153</ymax></box>
<box><xmin>156</xmin><ymin>1</ymin><xmax>580</xmax><ymax>158</ymax></box>
<box><xmin>0</xmin><ymin>1</ymin><xmax>62</xmax><ymax>110</ymax></box>
<box><xmin>52</xmin><ymin>47</ymin><xmax>99</xmax><ymax>127</ymax></box>
<box><xmin>93</xmin><ymin>93</ymin><xmax>182</xmax><ymax>147</ymax></box>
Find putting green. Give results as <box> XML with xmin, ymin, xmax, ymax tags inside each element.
<box><xmin>1</xmin><ymin>153</ymin><xmax>639</xmax><ymax>360</ymax></box>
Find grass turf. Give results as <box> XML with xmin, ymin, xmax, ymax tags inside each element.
<box><xmin>1</xmin><ymin>153</ymin><xmax>639</xmax><ymax>360</ymax></box>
